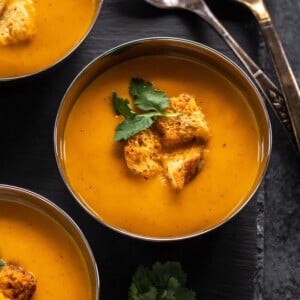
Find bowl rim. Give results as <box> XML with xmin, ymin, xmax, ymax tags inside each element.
<box><xmin>0</xmin><ymin>0</ymin><xmax>103</xmax><ymax>83</ymax></box>
<box><xmin>54</xmin><ymin>36</ymin><xmax>272</xmax><ymax>242</ymax></box>
<box><xmin>0</xmin><ymin>183</ymin><xmax>100</xmax><ymax>298</ymax></box>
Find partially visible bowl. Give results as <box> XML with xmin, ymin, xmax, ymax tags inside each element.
<box><xmin>54</xmin><ymin>37</ymin><xmax>271</xmax><ymax>241</ymax></box>
<box><xmin>0</xmin><ymin>0</ymin><xmax>102</xmax><ymax>83</ymax></box>
<box><xmin>0</xmin><ymin>184</ymin><xmax>99</xmax><ymax>299</ymax></box>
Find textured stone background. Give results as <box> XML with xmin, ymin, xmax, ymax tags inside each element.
<box><xmin>260</xmin><ymin>1</ymin><xmax>300</xmax><ymax>299</ymax></box>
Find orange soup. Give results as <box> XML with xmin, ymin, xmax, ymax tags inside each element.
<box><xmin>0</xmin><ymin>199</ymin><xmax>93</xmax><ymax>299</ymax></box>
<box><xmin>62</xmin><ymin>55</ymin><xmax>262</xmax><ymax>238</ymax></box>
<box><xmin>0</xmin><ymin>0</ymin><xmax>98</xmax><ymax>78</ymax></box>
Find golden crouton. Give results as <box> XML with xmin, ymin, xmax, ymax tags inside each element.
<box><xmin>0</xmin><ymin>263</ymin><xmax>36</xmax><ymax>300</ymax></box>
<box><xmin>0</xmin><ymin>0</ymin><xmax>8</xmax><ymax>15</ymax></box>
<box><xmin>157</xmin><ymin>93</ymin><xmax>210</xmax><ymax>147</ymax></box>
<box><xmin>124</xmin><ymin>129</ymin><xmax>162</xmax><ymax>178</ymax></box>
<box><xmin>163</xmin><ymin>146</ymin><xmax>204</xmax><ymax>190</ymax></box>
<box><xmin>0</xmin><ymin>0</ymin><xmax>36</xmax><ymax>46</ymax></box>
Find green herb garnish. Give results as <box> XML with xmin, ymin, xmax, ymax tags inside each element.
<box><xmin>113</xmin><ymin>78</ymin><xmax>179</xmax><ymax>141</ymax></box>
<box><xmin>0</xmin><ymin>259</ymin><xmax>6</xmax><ymax>269</ymax></box>
<box><xmin>128</xmin><ymin>261</ymin><xmax>196</xmax><ymax>300</ymax></box>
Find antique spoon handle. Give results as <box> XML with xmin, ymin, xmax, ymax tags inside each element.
<box><xmin>256</xmin><ymin>17</ymin><xmax>300</xmax><ymax>151</ymax></box>
<box><xmin>183</xmin><ymin>1</ymin><xmax>299</xmax><ymax>151</ymax></box>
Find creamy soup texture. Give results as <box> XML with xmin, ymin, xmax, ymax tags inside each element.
<box><xmin>62</xmin><ymin>55</ymin><xmax>261</xmax><ymax>238</ymax></box>
<box><xmin>0</xmin><ymin>200</ymin><xmax>92</xmax><ymax>299</ymax></box>
<box><xmin>0</xmin><ymin>0</ymin><xmax>97</xmax><ymax>78</ymax></box>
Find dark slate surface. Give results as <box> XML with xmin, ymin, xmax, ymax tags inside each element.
<box><xmin>0</xmin><ymin>0</ymin><xmax>299</xmax><ymax>299</ymax></box>
<box><xmin>259</xmin><ymin>1</ymin><xmax>300</xmax><ymax>300</ymax></box>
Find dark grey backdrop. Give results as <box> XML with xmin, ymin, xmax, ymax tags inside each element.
<box><xmin>0</xmin><ymin>0</ymin><xmax>299</xmax><ymax>299</ymax></box>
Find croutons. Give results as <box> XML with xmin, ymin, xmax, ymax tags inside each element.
<box><xmin>0</xmin><ymin>263</ymin><xmax>36</xmax><ymax>300</ymax></box>
<box><xmin>0</xmin><ymin>0</ymin><xmax>36</xmax><ymax>46</ymax></box>
<box><xmin>163</xmin><ymin>146</ymin><xmax>204</xmax><ymax>190</ymax></box>
<box><xmin>0</xmin><ymin>0</ymin><xmax>8</xmax><ymax>15</ymax></box>
<box><xmin>123</xmin><ymin>93</ymin><xmax>210</xmax><ymax>190</ymax></box>
<box><xmin>156</xmin><ymin>93</ymin><xmax>210</xmax><ymax>147</ymax></box>
<box><xmin>124</xmin><ymin>129</ymin><xmax>162</xmax><ymax>178</ymax></box>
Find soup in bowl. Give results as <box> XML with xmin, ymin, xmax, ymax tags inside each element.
<box><xmin>54</xmin><ymin>38</ymin><xmax>271</xmax><ymax>241</ymax></box>
<box><xmin>0</xmin><ymin>0</ymin><xmax>102</xmax><ymax>81</ymax></box>
<box><xmin>0</xmin><ymin>185</ymin><xmax>99</xmax><ymax>299</ymax></box>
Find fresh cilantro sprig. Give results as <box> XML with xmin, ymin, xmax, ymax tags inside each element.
<box><xmin>0</xmin><ymin>259</ymin><xmax>6</xmax><ymax>269</ymax></box>
<box><xmin>128</xmin><ymin>261</ymin><xmax>197</xmax><ymax>300</ymax></box>
<box><xmin>113</xmin><ymin>78</ymin><xmax>179</xmax><ymax>141</ymax></box>
<box><xmin>129</xmin><ymin>78</ymin><xmax>170</xmax><ymax>112</ymax></box>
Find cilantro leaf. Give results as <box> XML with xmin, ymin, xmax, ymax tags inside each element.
<box><xmin>112</xmin><ymin>79</ymin><xmax>179</xmax><ymax>141</ymax></box>
<box><xmin>152</xmin><ymin>262</ymin><xmax>187</xmax><ymax>287</ymax></box>
<box><xmin>0</xmin><ymin>259</ymin><xmax>6</xmax><ymax>269</ymax></box>
<box><xmin>112</xmin><ymin>92</ymin><xmax>136</xmax><ymax>119</ymax></box>
<box><xmin>128</xmin><ymin>262</ymin><xmax>196</xmax><ymax>300</ymax></box>
<box><xmin>129</xmin><ymin>285</ymin><xmax>157</xmax><ymax>300</ymax></box>
<box><xmin>113</xmin><ymin>114</ymin><xmax>155</xmax><ymax>141</ymax></box>
<box><xmin>129</xmin><ymin>78</ymin><xmax>170</xmax><ymax>112</ymax></box>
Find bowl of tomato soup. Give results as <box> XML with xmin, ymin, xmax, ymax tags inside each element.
<box><xmin>0</xmin><ymin>0</ymin><xmax>102</xmax><ymax>82</ymax></box>
<box><xmin>54</xmin><ymin>38</ymin><xmax>271</xmax><ymax>241</ymax></box>
<box><xmin>0</xmin><ymin>184</ymin><xmax>99</xmax><ymax>299</ymax></box>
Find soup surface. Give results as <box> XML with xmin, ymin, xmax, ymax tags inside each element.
<box><xmin>0</xmin><ymin>0</ymin><xmax>97</xmax><ymax>78</ymax></box>
<box><xmin>0</xmin><ymin>200</ymin><xmax>92</xmax><ymax>299</ymax></box>
<box><xmin>62</xmin><ymin>55</ymin><xmax>261</xmax><ymax>238</ymax></box>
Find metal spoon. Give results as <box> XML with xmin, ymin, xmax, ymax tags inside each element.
<box><xmin>233</xmin><ymin>0</ymin><xmax>300</xmax><ymax>151</ymax></box>
<box><xmin>144</xmin><ymin>0</ymin><xmax>300</xmax><ymax>151</ymax></box>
